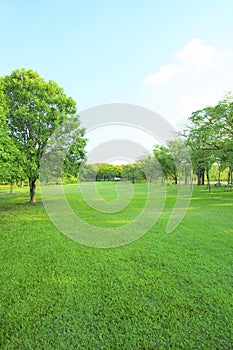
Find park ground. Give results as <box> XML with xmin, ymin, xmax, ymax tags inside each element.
<box><xmin>0</xmin><ymin>183</ymin><xmax>233</xmax><ymax>349</ymax></box>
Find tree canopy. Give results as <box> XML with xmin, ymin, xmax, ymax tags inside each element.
<box><xmin>1</xmin><ymin>68</ymin><xmax>86</xmax><ymax>202</ymax></box>
<box><xmin>184</xmin><ymin>93</ymin><xmax>233</xmax><ymax>185</ymax></box>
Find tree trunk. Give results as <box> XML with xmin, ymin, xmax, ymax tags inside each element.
<box><xmin>218</xmin><ymin>167</ymin><xmax>221</xmax><ymax>185</ymax></box>
<box><xmin>10</xmin><ymin>183</ymin><xmax>13</xmax><ymax>194</ymax></box>
<box><xmin>228</xmin><ymin>167</ymin><xmax>232</xmax><ymax>184</ymax></box>
<box><xmin>197</xmin><ymin>168</ymin><xmax>202</xmax><ymax>185</ymax></box>
<box><xmin>29</xmin><ymin>179</ymin><xmax>36</xmax><ymax>203</ymax></box>
<box><xmin>206</xmin><ymin>168</ymin><xmax>211</xmax><ymax>193</ymax></box>
<box><xmin>201</xmin><ymin>169</ymin><xmax>205</xmax><ymax>185</ymax></box>
<box><xmin>197</xmin><ymin>168</ymin><xmax>205</xmax><ymax>186</ymax></box>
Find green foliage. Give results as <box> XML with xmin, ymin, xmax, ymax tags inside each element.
<box><xmin>2</xmin><ymin>68</ymin><xmax>86</xmax><ymax>200</ymax></box>
<box><xmin>153</xmin><ymin>144</ymin><xmax>177</xmax><ymax>183</ymax></box>
<box><xmin>62</xmin><ymin>128</ymin><xmax>87</xmax><ymax>181</ymax></box>
<box><xmin>185</xmin><ymin>93</ymin><xmax>233</xmax><ymax>184</ymax></box>
<box><xmin>78</xmin><ymin>163</ymin><xmax>98</xmax><ymax>182</ymax></box>
<box><xmin>0</xmin><ymin>78</ymin><xmax>25</xmax><ymax>184</ymax></box>
<box><xmin>121</xmin><ymin>163</ymin><xmax>144</xmax><ymax>183</ymax></box>
<box><xmin>137</xmin><ymin>154</ymin><xmax>161</xmax><ymax>182</ymax></box>
<box><xmin>96</xmin><ymin>163</ymin><xmax>120</xmax><ymax>181</ymax></box>
<box><xmin>79</xmin><ymin>163</ymin><xmax>123</xmax><ymax>182</ymax></box>
<box><xmin>0</xmin><ymin>77</ymin><xmax>10</xmax><ymax>167</ymax></box>
<box><xmin>3</xmin><ymin>68</ymin><xmax>76</xmax><ymax>180</ymax></box>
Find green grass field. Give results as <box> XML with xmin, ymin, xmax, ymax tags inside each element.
<box><xmin>0</xmin><ymin>183</ymin><xmax>233</xmax><ymax>349</ymax></box>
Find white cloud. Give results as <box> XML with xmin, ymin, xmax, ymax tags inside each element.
<box><xmin>175</xmin><ymin>38</ymin><xmax>232</xmax><ymax>70</ymax></box>
<box><xmin>143</xmin><ymin>38</ymin><xmax>232</xmax><ymax>86</ymax></box>
<box><xmin>143</xmin><ymin>63</ymin><xmax>186</xmax><ymax>86</ymax></box>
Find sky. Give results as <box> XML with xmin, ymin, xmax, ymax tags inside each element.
<box><xmin>1</xmin><ymin>0</ymin><xmax>233</xmax><ymax>162</ymax></box>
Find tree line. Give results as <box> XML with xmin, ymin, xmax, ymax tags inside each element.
<box><xmin>1</xmin><ymin>68</ymin><xmax>232</xmax><ymax>202</ymax></box>
<box><xmin>79</xmin><ymin>139</ymin><xmax>190</xmax><ymax>185</ymax></box>
<box><xmin>83</xmin><ymin>94</ymin><xmax>233</xmax><ymax>187</ymax></box>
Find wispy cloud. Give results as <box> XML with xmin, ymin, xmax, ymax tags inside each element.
<box><xmin>143</xmin><ymin>63</ymin><xmax>186</xmax><ymax>86</ymax></box>
<box><xmin>143</xmin><ymin>38</ymin><xmax>232</xmax><ymax>86</ymax></box>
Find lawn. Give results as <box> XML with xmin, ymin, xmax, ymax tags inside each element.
<box><xmin>0</xmin><ymin>183</ymin><xmax>233</xmax><ymax>349</ymax></box>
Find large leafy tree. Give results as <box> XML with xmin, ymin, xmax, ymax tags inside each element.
<box><xmin>3</xmin><ymin>68</ymin><xmax>85</xmax><ymax>202</ymax></box>
<box><xmin>185</xmin><ymin>94</ymin><xmax>233</xmax><ymax>185</ymax></box>
<box><xmin>152</xmin><ymin>140</ymin><xmax>191</xmax><ymax>184</ymax></box>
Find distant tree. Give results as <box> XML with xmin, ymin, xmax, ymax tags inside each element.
<box><xmin>78</xmin><ymin>163</ymin><xmax>97</xmax><ymax>182</ymax></box>
<box><xmin>153</xmin><ymin>144</ymin><xmax>178</xmax><ymax>183</ymax></box>
<box><xmin>96</xmin><ymin>164</ymin><xmax>119</xmax><ymax>181</ymax></box>
<box><xmin>121</xmin><ymin>163</ymin><xmax>144</xmax><ymax>183</ymax></box>
<box><xmin>137</xmin><ymin>155</ymin><xmax>160</xmax><ymax>182</ymax></box>
<box><xmin>167</xmin><ymin>139</ymin><xmax>192</xmax><ymax>185</ymax></box>
<box><xmin>3</xmin><ymin>68</ymin><xmax>86</xmax><ymax>202</ymax></box>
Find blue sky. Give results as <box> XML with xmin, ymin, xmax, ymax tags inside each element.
<box><xmin>1</xmin><ymin>0</ymin><xmax>233</xmax><ymax>160</ymax></box>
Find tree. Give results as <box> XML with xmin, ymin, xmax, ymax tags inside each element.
<box><xmin>78</xmin><ymin>163</ymin><xmax>98</xmax><ymax>182</ymax></box>
<box><xmin>63</xmin><ymin>131</ymin><xmax>87</xmax><ymax>182</ymax></box>
<box><xmin>221</xmin><ymin>141</ymin><xmax>233</xmax><ymax>184</ymax></box>
<box><xmin>137</xmin><ymin>154</ymin><xmax>161</xmax><ymax>183</ymax></box>
<box><xmin>190</xmin><ymin>148</ymin><xmax>214</xmax><ymax>187</ymax></box>
<box><xmin>96</xmin><ymin>163</ymin><xmax>119</xmax><ymax>181</ymax></box>
<box><xmin>3</xmin><ymin>68</ymin><xmax>86</xmax><ymax>202</ymax></box>
<box><xmin>184</xmin><ymin>93</ymin><xmax>233</xmax><ymax>186</ymax></box>
<box><xmin>153</xmin><ymin>144</ymin><xmax>177</xmax><ymax>183</ymax></box>
<box><xmin>121</xmin><ymin>163</ymin><xmax>144</xmax><ymax>183</ymax></box>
